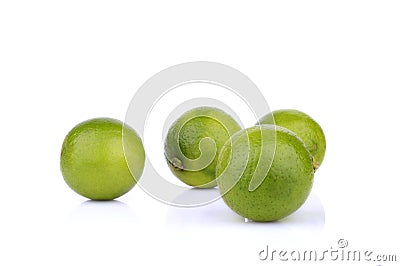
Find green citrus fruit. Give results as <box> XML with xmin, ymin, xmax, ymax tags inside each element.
<box><xmin>259</xmin><ymin>109</ymin><xmax>326</xmax><ymax>170</ymax></box>
<box><xmin>164</xmin><ymin>107</ymin><xmax>241</xmax><ymax>188</ymax></box>
<box><xmin>216</xmin><ymin>125</ymin><xmax>314</xmax><ymax>222</ymax></box>
<box><xmin>60</xmin><ymin>118</ymin><xmax>145</xmax><ymax>200</ymax></box>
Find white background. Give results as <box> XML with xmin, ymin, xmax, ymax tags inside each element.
<box><xmin>1</xmin><ymin>1</ymin><xmax>399</xmax><ymax>265</ymax></box>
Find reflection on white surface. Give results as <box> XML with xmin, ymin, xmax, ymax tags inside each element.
<box><xmin>166</xmin><ymin>188</ymin><xmax>324</xmax><ymax>236</ymax></box>
<box><xmin>67</xmin><ymin>200</ymin><xmax>137</xmax><ymax>224</ymax></box>
<box><xmin>282</xmin><ymin>192</ymin><xmax>325</xmax><ymax>232</ymax></box>
<box><xmin>165</xmin><ymin>188</ymin><xmax>238</xmax><ymax>224</ymax></box>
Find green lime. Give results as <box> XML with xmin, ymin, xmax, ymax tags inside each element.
<box><xmin>259</xmin><ymin>109</ymin><xmax>326</xmax><ymax>170</ymax></box>
<box><xmin>164</xmin><ymin>107</ymin><xmax>241</xmax><ymax>188</ymax></box>
<box><xmin>216</xmin><ymin>125</ymin><xmax>314</xmax><ymax>222</ymax></box>
<box><xmin>60</xmin><ymin>118</ymin><xmax>145</xmax><ymax>200</ymax></box>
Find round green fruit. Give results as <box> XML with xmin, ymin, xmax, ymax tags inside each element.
<box><xmin>60</xmin><ymin>118</ymin><xmax>145</xmax><ymax>200</ymax></box>
<box><xmin>165</xmin><ymin>107</ymin><xmax>241</xmax><ymax>188</ymax></box>
<box><xmin>259</xmin><ymin>109</ymin><xmax>326</xmax><ymax>169</ymax></box>
<box><xmin>216</xmin><ymin>125</ymin><xmax>314</xmax><ymax>222</ymax></box>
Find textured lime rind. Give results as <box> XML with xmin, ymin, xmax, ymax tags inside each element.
<box><xmin>259</xmin><ymin>109</ymin><xmax>326</xmax><ymax>169</ymax></box>
<box><xmin>216</xmin><ymin>125</ymin><xmax>314</xmax><ymax>222</ymax></box>
<box><xmin>60</xmin><ymin>118</ymin><xmax>145</xmax><ymax>200</ymax></box>
<box><xmin>165</xmin><ymin>107</ymin><xmax>241</xmax><ymax>188</ymax></box>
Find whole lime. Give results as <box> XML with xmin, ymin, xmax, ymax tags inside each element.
<box><xmin>164</xmin><ymin>107</ymin><xmax>241</xmax><ymax>188</ymax></box>
<box><xmin>259</xmin><ymin>109</ymin><xmax>326</xmax><ymax>170</ymax></box>
<box><xmin>216</xmin><ymin>125</ymin><xmax>314</xmax><ymax>222</ymax></box>
<box><xmin>60</xmin><ymin>118</ymin><xmax>145</xmax><ymax>200</ymax></box>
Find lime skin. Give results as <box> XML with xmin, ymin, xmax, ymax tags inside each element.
<box><xmin>165</xmin><ymin>107</ymin><xmax>241</xmax><ymax>188</ymax></box>
<box><xmin>216</xmin><ymin>125</ymin><xmax>314</xmax><ymax>222</ymax></box>
<box><xmin>60</xmin><ymin>118</ymin><xmax>145</xmax><ymax>200</ymax></box>
<box><xmin>259</xmin><ymin>109</ymin><xmax>326</xmax><ymax>170</ymax></box>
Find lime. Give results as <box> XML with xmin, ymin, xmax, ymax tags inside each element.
<box><xmin>259</xmin><ymin>109</ymin><xmax>326</xmax><ymax>170</ymax></box>
<box><xmin>164</xmin><ymin>107</ymin><xmax>241</xmax><ymax>188</ymax></box>
<box><xmin>60</xmin><ymin>118</ymin><xmax>145</xmax><ymax>200</ymax></box>
<box><xmin>216</xmin><ymin>125</ymin><xmax>314</xmax><ymax>222</ymax></box>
